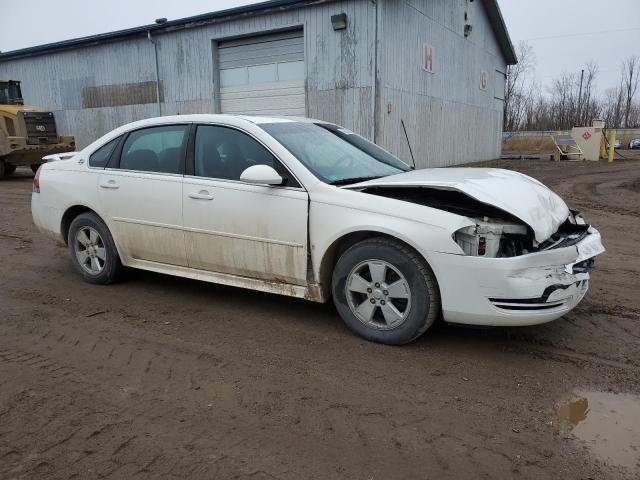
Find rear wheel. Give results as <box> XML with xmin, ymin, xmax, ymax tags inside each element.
<box><xmin>68</xmin><ymin>212</ymin><xmax>123</xmax><ymax>284</ymax></box>
<box><xmin>4</xmin><ymin>164</ymin><xmax>16</xmax><ymax>175</ymax></box>
<box><xmin>0</xmin><ymin>159</ymin><xmax>5</xmax><ymax>178</ymax></box>
<box><xmin>331</xmin><ymin>237</ymin><xmax>440</xmax><ymax>345</ymax></box>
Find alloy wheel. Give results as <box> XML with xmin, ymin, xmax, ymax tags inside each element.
<box><xmin>345</xmin><ymin>260</ymin><xmax>411</xmax><ymax>330</ymax></box>
<box><xmin>74</xmin><ymin>226</ymin><xmax>106</xmax><ymax>274</ymax></box>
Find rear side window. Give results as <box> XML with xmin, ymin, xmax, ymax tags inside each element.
<box><xmin>89</xmin><ymin>137</ymin><xmax>120</xmax><ymax>168</ymax></box>
<box><xmin>119</xmin><ymin>125</ymin><xmax>189</xmax><ymax>174</ymax></box>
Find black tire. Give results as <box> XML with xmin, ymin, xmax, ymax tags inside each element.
<box><xmin>30</xmin><ymin>164</ymin><xmax>41</xmax><ymax>174</ymax></box>
<box><xmin>5</xmin><ymin>164</ymin><xmax>16</xmax><ymax>175</ymax></box>
<box><xmin>0</xmin><ymin>159</ymin><xmax>5</xmax><ymax>178</ymax></box>
<box><xmin>332</xmin><ymin>237</ymin><xmax>440</xmax><ymax>345</ymax></box>
<box><xmin>67</xmin><ymin>212</ymin><xmax>123</xmax><ymax>284</ymax></box>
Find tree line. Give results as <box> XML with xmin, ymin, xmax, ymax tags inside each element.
<box><xmin>503</xmin><ymin>42</ymin><xmax>639</xmax><ymax>132</ymax></box>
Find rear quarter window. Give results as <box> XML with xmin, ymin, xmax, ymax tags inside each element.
<box><xmin>89</xmin><ymin>137</ymin><xmax>120</xmax><ymax>168</ymax></box>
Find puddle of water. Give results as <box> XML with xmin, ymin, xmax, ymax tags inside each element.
<box><xmin>557</xmin><ymin>390</ymin><xmax>640</xmax><ymax>471</ymax></box>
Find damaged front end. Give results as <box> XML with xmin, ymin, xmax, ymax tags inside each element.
<box><xmin>360</xmin><ymin>186</ymin><xmax>600</xmax><ymax>261</ymax></box>
<box><xmin>453</xmin><ymin>210</ymin><xmax>594</xmax><ymax>261</ymax></box>
<box><xmin>354</xmin><ymin>176</ymin><xmax>604</xmax><ymax>326</ymax></box>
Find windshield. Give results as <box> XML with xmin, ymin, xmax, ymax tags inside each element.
<box><xmin>0</xmin><ymin>83</ymin><xmax>23</xmax><ymax>105</ymax></box>
<box><xmin>259</xmin><ymin>122</ymin><xmax>410</xmax><ymax>185</ymax></box>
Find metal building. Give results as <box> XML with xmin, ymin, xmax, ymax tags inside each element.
<box><xmin>0</xmin><ymin>0</ymin><xmax>516</xmax><ymax>167</ymax></box>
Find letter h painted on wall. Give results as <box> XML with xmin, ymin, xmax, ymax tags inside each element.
<box><xmin>423</xmin><ymin>43</ymin><xmax>434</xmax><ymax>74</ymax></box>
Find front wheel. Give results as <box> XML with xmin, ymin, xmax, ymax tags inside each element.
<box><xmin>332</xmin><ymin>237</ymin><xmax>440</xmax><ymax>345</ymax></box>
<box><xmin>68</xmin><ymin>212</ymin><xmax>123</xmax><ymax>284</ymax></box>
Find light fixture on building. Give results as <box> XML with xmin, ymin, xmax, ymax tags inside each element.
<box><xmin>155</xmin><ymin>18</ymin><xmax>168</xmax><ymax>25</ymax></box>
<box><xmin>464</xmin><ymin>24</ymin><xmax>473</xmax><ymax>37</ymax></box>
<box><xmin>331</xmin><ymin>13</ymin><xmax>347</xmax><ymax>31</ymax></box>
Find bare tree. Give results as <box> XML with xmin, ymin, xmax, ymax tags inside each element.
<box><xmin>577</xmin><ymin>62</ymin><xmax>598</xmax><ymax>126</ymax></box>
<box><xmin>502</xmin><ymin>52</ymin><xmax>640</xmax><ymax>131</ymax></box>
<box><xmin>621</xmin><ymin>55</ymin><xmax>639</xmax><ymax>127</ymax></box>
<box><xmin>503</xmin><ymin>41</ymin><xmax>535</xmax><ymax>131</ymax></box>
<box><xmin>601</xmin><ymin>83</ymin><xmax>625</xmax><ymax>129</ymax></box>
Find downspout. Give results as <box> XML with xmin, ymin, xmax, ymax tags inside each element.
<box><xmin>147</xmin><ymin>30</ymin><xmax>162</xmax><ymax>116</ymax></box>
<box><xmin>370</xmin><ymin>0</ymin><xmax>378</xmax><ymax>142</ymax></box>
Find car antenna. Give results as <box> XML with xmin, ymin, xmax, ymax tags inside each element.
<box><xmin>401</xmin><ymin>119</ymin><xmax>416</xmax><ymax>170</ymax></box>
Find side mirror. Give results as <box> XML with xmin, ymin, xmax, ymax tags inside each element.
<box><xmin>240</xmin><ymin>165</ymin><xmax>283</xmax><ymax>186</ymax></box>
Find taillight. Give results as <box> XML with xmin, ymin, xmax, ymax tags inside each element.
<box><xmin>33</xmin><ymin>166</ymin><xmax>41</xmax><ymax>193</ymax></box>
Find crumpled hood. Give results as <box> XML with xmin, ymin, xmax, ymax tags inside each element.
<box><xmin>347</xmin><ymin>168</ymin><xmax>570</xmax><ymax>243</ymax></box>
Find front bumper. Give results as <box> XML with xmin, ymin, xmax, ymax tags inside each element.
<box><xmin>430</xmin><ymin>228</ymin><xmax>604</xmax><ymax>326</ymax></box>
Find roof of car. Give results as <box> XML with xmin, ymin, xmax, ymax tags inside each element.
<box><xmin>85</xmin><ymin>114</ymin><xmax>330</xmax><ymax>147</ymax></box>
<box><xmin>117</xmin><ymin>114</ymin><xmax>327</xmax><ymax>126</ymax></box>
<box><xmin>240</xmin><ymin>115</ymin><xmax>299</xmax><ymax>124</ymax></box>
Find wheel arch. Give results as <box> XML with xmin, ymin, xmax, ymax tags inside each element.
<box><xmin>60</xmin><ymin>205</ymin><xmax>112</xmax><ymax>247</ymax></box>
<box><xmin>317</xmin><ymin>230</ymin><xmax>441</xmax><ymax>301</ymax></box>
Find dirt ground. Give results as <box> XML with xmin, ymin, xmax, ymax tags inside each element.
<box><xmin>1</xmin><ymin>157</ymin><xmax>639</xmax><ymax>479</ymax></box>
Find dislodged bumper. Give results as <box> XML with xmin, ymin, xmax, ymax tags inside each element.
<box><xmin>430</xmin><ymin>228</ymin><xmax>605</xmax><ymax>326</ymax></box>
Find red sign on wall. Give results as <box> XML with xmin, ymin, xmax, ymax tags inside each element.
<box><xmin>423</xmin><ymin>44</ymin><xmax>434</xmax><ymax>73</ymax></box>
<box><xmin>582</xmin><ymin>131</ymin><xmax>592</xmax><ymax>141</ymax></box>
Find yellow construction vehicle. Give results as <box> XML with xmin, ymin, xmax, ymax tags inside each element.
<box><xmin>0</xmin><ymin>80</ymin><xmax>75</xmax><ymax>177</ymax></box>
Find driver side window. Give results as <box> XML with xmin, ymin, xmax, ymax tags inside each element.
<box><xmin>194</xmin><ymin>125</ymin><xmax>299</xmax><ymax>187</ymax></box>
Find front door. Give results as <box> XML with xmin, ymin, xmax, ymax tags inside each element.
<box><xmin>98</xmin><ymin>124</ymin><xmax>189</xmax><ymax>267</ymax></box>
<box><xmin>183</xmin><ymin>124</ymin><xmax>308</xmax><ymax>285</ymax></box>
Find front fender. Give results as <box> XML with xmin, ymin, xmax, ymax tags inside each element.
<box><xmin>309</xmin><ymin>199</ymin><xmax>470</xmax><ymax>283</ymax></box>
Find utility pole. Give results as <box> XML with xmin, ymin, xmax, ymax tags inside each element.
<box><xmin>576</xmin><ymin>68</ymin><xmax>584</xmax><ymax>126</ymax></box>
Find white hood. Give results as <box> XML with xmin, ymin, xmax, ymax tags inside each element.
<box><xmin>348</xmin><ymin>168</ymin><xmax>570</xmax><ymax>243</ymax></box>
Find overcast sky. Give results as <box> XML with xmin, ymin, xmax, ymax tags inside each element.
<box><xmin>0</xmin><ymin>0</ymin><xmax>638</xmax><ymax>94</ymax></box>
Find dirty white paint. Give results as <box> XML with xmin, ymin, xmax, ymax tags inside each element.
<box><xmin>32</xmin><ymin>114</ymin><xmax>605</xmax><ymax>328</ymax></box>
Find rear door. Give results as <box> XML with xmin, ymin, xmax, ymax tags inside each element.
<box><xmin>183</xmin><ymin>124</ymin><xmax>309</xmax><ymax>285</ymax></box>
<box><xmin>98</xmin><ymin>124</ymin><xmax>189</xmax><ymax>267</ymax></box>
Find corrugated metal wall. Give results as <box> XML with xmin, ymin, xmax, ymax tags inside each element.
<box><xmin>0</xmin><ymin>0</ymin><xmax>507</xmax><ymax>166</ymax></box>
<box><xmin>0</xmin><ymin>0</ymin><xmax>377</xmax><ymax>150</ymax></box>
<box><xmin>378</xmin><ymin>0</ymin><xmax>507</xmax><ymax>167</ymax></box>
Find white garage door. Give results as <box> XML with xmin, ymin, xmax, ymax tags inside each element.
<box><xmin>218</xmin><ymin>30</ymin><xmax>305</xmax><ymax>117</ymax></box>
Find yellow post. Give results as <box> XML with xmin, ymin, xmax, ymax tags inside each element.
<box><xmin>600</xmin><ymin>131</ymin><xmax>607</xmax><ymax>158</ymax></box>
<box><xmin>608</xmin><ymin>130</ymin><xmax>616</xmax><ymax>163</ymax></box>
<box><xmin>553</xmin><ymin>131</ymin><xmax>561</xmax><ymax>161</ymax></box>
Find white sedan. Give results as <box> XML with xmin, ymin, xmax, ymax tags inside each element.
<box><xmin>32</xmin><ymin>115</ymin><xmax>605</xmax><ymax>344</ymax></box>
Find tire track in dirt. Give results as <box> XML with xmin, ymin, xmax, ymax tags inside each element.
<box><xmin>0</xmin><ymin>310</ymin><xmax>600</xmax><ymax>479</ymax></box>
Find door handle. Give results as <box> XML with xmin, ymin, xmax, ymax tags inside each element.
<box><xmin>99</xmin><ymin>179</ymin><xmax>119</xmax><ymax>189</ymax></box>
<box><xmin>188</xmin><ymin>190</ymin><xmax>214</xmax><ymax>200</ymax></box>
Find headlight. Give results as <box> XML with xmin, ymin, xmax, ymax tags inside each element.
<box><xmin>453</xmin><ymin>218</ymin><xmax>529</xmax><ymax>257</ymax></box>
<box><xmin>454</xmin><ymin>226</ymin><xmax>499</xmax><ymax>257</ymax></box>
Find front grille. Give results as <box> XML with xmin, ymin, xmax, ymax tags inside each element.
<box><xmin>572</xmin><ymin>258</ymin><xmax>595</xmax><ymax>274</ymax></box>
<box><xmin>539</xmin><ymin>230</ymin><xmax>589</xmax><ymax>251</ymax></box>
<box><xmin>20</xmin><ymin>111</ymin><xmax>58</xmax><ymax>145</ymax></box>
